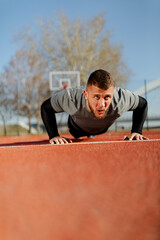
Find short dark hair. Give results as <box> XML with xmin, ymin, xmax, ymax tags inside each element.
<box><xmin>87</xmin><ymin>69</ymin><xmax>114</xmax><ymax>90</ymax></box>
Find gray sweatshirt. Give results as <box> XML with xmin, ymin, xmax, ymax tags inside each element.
<box><xmin>51</xmin><ymin>87</ymin><xmax>139</xmax><ymax>134</ymax></box>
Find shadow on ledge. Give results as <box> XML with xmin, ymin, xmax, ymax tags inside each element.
<box><xmin>0</xmin><ymin>138</ymin><xmax>84</xmax><ymax>147</ymax></box>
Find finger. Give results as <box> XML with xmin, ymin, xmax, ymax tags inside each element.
<box><xmin>142</xmin><ymin>136</ymin><xmax>149</xmax><ymax>140</ymax></box>
<box><xmin>50</xmin><ymin>139</ymin><xmax>55</xmax><ymax>144</ymax></box>
<box><xmin>135</xmin><ymin>135</ymin><xmax>140</xmax><ymax>141</ymax></box>
<box><xmin>62</xmin><ymin>137</ymin><xmax>72</xmax><ymax>143</ymax></box>
<box><xmin>58</xmin><ymin>138</ymin><xmax>64</xmax><ymax>144</ymax></box>
<box><xmin>129</xmin><ymin>135</ymin><xmax>135</xmax><ymax>141</ymax></box>
<box><xmin>49</xmin><ymin>138</ymin><xmax>58</xmax><ymax>144</ymax></box>
<box><xmin>139</xmin><ymin>135</ymin><xmax>144</xmax><ymax>141</ymax></box>
<box><xmin>137</xmin><ymin>135</ymin><xmax>148</xmax><ymax>141</ymax></box>
<box><xmin>129</xmin><ymin>135</ymin><xmax>138</xmax><ymax>141</ymax></box>
<box><xmin>54</xmin><ymin>139</ymin><xmax>60</xmax><ymax>144</ymax></box>
<box><xmin>61</xmin><ymin>138</ymin><xmax>68</xmax><ymax>144</ymax></box>
<box><xmin>123</xmin><ymin>136</ymin><xmax>129</xmax><ymax>140</ymax></box>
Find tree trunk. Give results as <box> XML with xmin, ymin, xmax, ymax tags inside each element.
<box><xmin>36</xmin><ymin>116</ymin><xmax>41</xmax><ymax>134</ymax></box>
<box><xmin>28</xmin><ymin>112</ymin><xmax>32</xmax><ymax>134</ymax></box>
<box><xmin>1</xmin><ymin>115</ymin><xmax>7</xmax><ymax>136</ymax></box>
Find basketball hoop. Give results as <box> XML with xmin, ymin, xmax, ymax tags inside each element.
<box><xmin>49</xmin><ymin>71</ymin><xmax>80</xmax><ymax>91</ymax></box>
<box><xmin>61</xmin><ymin>83</ymin><xmax>69</xmax><ymax>89</ymax></box>
<box><xmin>60</xmin><ymin>79</ymin><xmax>70</xmax><ymax>90</ymax></box>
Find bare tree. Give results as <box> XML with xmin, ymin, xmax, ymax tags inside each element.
<box><xmin>38</xmin><ymin>12</ymin><xmax>130</xmax><ymax>85</ymax></box>
<box><xmin>4</xmin><ymin>46</ymin><xmax>48</xmax><ymax>133</ymax></box>
<box><xmin>6</xmin><ymin>11</ymin><xmax>130</xmax><ymax>135</ymax></box>
<box><xmin>0</xmin><ymin>73</ymin><xmax>13</xmax><ymax>135</ymax></box>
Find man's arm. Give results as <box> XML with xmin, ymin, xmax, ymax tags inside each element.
<box><xmin>124</xmin><ymin>96</ymin><xmax>149</xmax><ymax>140</ymax></box>
<box><xmin>131</xmin><ymin>96</ymin><xmax>147</xmax><ymax>134</ymax></box>
<box><xmin>41</xmin><ymin>98</ymin><xmax>72</xmax><ymax>144</ymax></box>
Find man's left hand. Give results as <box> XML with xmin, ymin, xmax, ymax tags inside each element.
<box><xmin>124</xmin><ymin>132</ymin><xmax>149</xmax><ymax>141</ymax></box>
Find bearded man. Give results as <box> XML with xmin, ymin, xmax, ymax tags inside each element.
<box><xmin>41</xmin><ymin>69</ymin><xmax>148</xmax><ymax>144</ymax></box>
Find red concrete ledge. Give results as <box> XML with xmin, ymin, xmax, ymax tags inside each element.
<box><xmin>0</xmin><ymin>134</ymin><xmax>160</xmax><ymax>239</ymax></box>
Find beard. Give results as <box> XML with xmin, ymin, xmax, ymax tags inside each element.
<box><xmin>88</xmin><ymin>102</ymin><xmax>109</xmax><ymax>120</ymax></box>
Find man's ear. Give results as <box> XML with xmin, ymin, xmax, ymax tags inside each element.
<box><xmin>84</xmin><ymin>90</ymin><xmax>88</xmax><ymax>100</ymax></box>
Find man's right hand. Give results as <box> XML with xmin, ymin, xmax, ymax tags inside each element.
<box><xmin>49</xmin><ymin>136</ymin><xmax>72</xmax><ymax>145</ymax></box>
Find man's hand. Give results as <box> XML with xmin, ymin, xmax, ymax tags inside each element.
<box><xmin>124</xmin><ymin>132</ymin><xmax>149</xmax><ymax>141</ymax></box>
<box><xmin>49</xmin><ymin>136</ymin><xmax>72</xmax><ymax>144</ymax></box>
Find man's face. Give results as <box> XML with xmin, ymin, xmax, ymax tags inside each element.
<box><xmin>84</xmin><ymin>84</ymin><xmax>114</xmax><ymax>120</ymax></box>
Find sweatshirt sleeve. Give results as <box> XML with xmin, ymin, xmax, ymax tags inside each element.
<box><xmin>131</xmin><ymin>96</ymin><xmax>148</xmax><ymax>134</ymax></box>
<box><xmin>41</xmin><ymin>98</ymin><xmax>59</xmax><ymax>139</ymax></box>
<box><xmin>50</xmin><ymin>89</ymin><xmax>78</xmax><ymax>115</ymax></box>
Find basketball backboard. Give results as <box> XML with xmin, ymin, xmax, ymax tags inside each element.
<box><xmin>49</xmin><ymin>71</ymin><xmax>80</xmax><ymax>91</ymax></box>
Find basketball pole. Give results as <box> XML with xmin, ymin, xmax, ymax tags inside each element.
<box><xmin>144</xmin><ymin>79</ymin><xmax>149</xmax><ymax>131</ymax></box>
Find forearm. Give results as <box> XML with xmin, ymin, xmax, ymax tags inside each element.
<box><xmin>41</xmin><ymin>98</ymin><xmax>59</xmax><ymax>139</ymax></box>
<box><xmin>131</xmin><ymin>96</ymin><xmax>148</xmax><ymax>134</ymax></box>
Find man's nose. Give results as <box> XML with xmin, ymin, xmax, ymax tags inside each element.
<box><xmin>98</xmin><ymin>98</ymin><xmax>105</xmax><ymax>108</ymax></box>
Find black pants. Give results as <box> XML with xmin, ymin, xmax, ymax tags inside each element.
<box><xmin>68</xmin><ymin>116</ymin><xmax>108</xmax><ymax>138</ymax></box>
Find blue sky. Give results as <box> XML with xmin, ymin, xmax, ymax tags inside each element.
<box><xmin>0</xmin><ymin>0</ymin><xmax>160</xmax><ymax>92</ymax></box>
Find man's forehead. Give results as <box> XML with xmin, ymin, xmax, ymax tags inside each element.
<box><xmin>87</xmin><ymin>84</ymin><xmax>114</xmax><ymax>93</ymax></box>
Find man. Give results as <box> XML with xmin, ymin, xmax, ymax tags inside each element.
<box><xmin>41</xmin><ymin>69</ymin><xmax>148</xmax><ymax>144</ymax></box>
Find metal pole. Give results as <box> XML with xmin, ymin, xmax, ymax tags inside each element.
<box><xmin>115</xmin><ymin>120</ymin><xmax>117</xmax><ymax>132</ymax></box>
<box><xmin>144</xmin><ymin>79</ymin><xmax>149</xmax><ymax>130</ymax></box>
<box><xmin>16</xmin><ymin>79</ymin><xmax>20</xmax><ymax>136</ymax></box>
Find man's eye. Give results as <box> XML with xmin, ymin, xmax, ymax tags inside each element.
<box><xmin>104</xmin><ymin>96</ymin><xmax>110</xmax><ymax>100</ymax></box>
<box><xmin>94</xmin><ymin>95</ymin><xmax>99</xmax><ymax>99</ymax></box>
